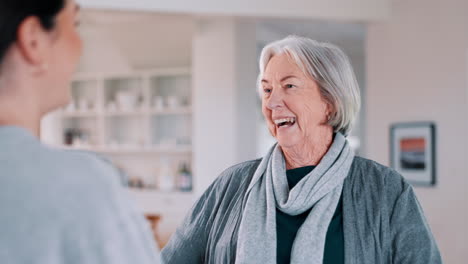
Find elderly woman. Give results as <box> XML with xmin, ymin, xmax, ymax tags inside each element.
<box><xmin>161</xmin><ymin>36</ymin><xmax>442</xmax><ymax>264</ymax></box>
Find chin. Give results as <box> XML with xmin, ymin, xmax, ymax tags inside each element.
<box><xmin>276</xmin><ymin>136</ymin><xmax>301</xmax><ymax>149</ymax></box>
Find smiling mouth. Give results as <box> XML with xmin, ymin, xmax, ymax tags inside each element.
<box><xmin>274</xmin><ymin>117</ymin><xmax>296</xmax><ymax>128</ymax></box>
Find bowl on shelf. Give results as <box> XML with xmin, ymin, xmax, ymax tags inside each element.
<box><xmin>152</xmin><ymin>96</ymin><xmax>165</xmax><ymax>110</ymax></box>
<box><xmin>116</xmin><ymin>91</ymin><xmax>139</xmax><ymax>111</ymax></box>
<box><xmin>166</xmin><ymin>96</ymin><xmax>181</xmax><ymax>109</ymax></box>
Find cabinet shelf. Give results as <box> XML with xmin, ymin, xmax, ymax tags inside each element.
<box><xmin>60</xmin><ymin>145</ymin><xmax>192</xmax><ymax>154</ymax></box>
<box><xmin>102</xmin><ymin>107</ymin><xmax>192</xmax><ymax>117</ymax></box>
<box><xmin>149</xmin><ymin>107</ymin><xmax>192</xmax><ymax>115</ymax></box>
<box><xmin>128</xmin><ymin>188</ymin><xmax>194</xmax><ymax>195</ymax></box>
<box><xmin>96</xmin><ymin>146</ymin><xmax>192</xmax><ymax>154</ymax></box>
<box><xmin>61</xmin><ymin>111</ymin><xmax>100</xmax><ymax>118</ymax></box>
<box><xmin>45</xmin><ymin>67</ymin><xmax>194</xmax><ymax>198</ymax></box>
<box><xmin>103</xmin><ymin>110</ymin><xmax>148</xmax><ymax>117</ymax></box>
<box><xmin>60</xmin><ymin>107</ymin><xmax>193</xmax><ymax>118</ymax></box>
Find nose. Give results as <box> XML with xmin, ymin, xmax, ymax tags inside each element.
<box><xmin>265</xmin><ymin>88</ymin><xmax>284</xmax><ymax>110</ymax></box>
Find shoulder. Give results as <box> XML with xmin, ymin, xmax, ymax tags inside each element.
<box><xmin>350</xmin><ymin>156</ymin><xmax>407</xmax><ymax>187</ymax></box>
<box><xmin>216</xmin><ymin>159</ymin><xmax>262</xmax><ymax>184</ymax></box>
<box><xmin>343</xmin><ymin>161</ymin><xmax>441</xmax><ymax>261</ymax></box>
<box><xmin>0</xmin><ymin>145</ymin><xmax>130</xmax><ymax>233</ymax></box>
<box><xmin>21</xmin><ymin>145</ymin><xmax>127</xmax><ymax>214</ymax></box>
<box><xmin>2</xmin><ymin>140</ymin><xmax>123</xmax><ymax>191</ymax></box>
<box><xmin>209</xmin><ymin>159</ymin><xmax>262</xmax><ymax>193</ymax></box>
<box><xmin>0</xmin><ymin>145</ymin><xmax>158</xmax><ymax>263</ymax></box>
<box><xmin>0</xmin><ymin>139</ymin><xmax>140</xmax><ymax>245</ymax></box>
<box><xmin>346</xmin><ymin>156</ymin><xmax>409</xmax><ymax>201</ymax></box>
<box><xmin>351</xmin><ymin>156</ymin><xmax>401</xmax><ymax>179</ymax></box>
<box><xmin>44</xmin><ymin>146</ymin><xmax>125</xmax><ymax>187</ymax></box>
<box><xmin>196</xmin><ymin>159</ymin><xmax>262</xmax><ymax>205</ymax></box>
<box><xmin>172</xmin><ymin>159</ymin><xmax>262</xmax><ymax>231</ymax></box>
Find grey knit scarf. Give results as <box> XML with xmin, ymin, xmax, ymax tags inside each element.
<box><xmin>235</xmin><ymin>133</ymin><xmax>354</xmax><ymax>264</ymax></box>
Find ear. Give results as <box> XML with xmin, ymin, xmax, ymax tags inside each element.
<box><xmin>325</xmin><ymin>101</ymin><xmax>335</xmax><ymax>121</ymax></box>
<box><xmin>15</xmin><ymin>16</ymin><xmax>51</xmax><ymax>68</ymax></box>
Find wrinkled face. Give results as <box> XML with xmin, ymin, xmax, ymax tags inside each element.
<box><xmin>261</xmin><ymin>53</ymin><xmax>331</xmax><ymax>148</ymax></box>
<box><xmin>43</xmin><ymin>0</ymin><xmax>82</xmax><ymax>112</ymax></box>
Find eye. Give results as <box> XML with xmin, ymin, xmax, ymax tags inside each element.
<box><xmin>263</xmin><ymin>87</ymin><xmax>272</xmax><ymax>94</ymax></box>
<box><xmin>285</xmin><ymin>84</ymin><xmax>296</xmax><ymax>89</ymax></box>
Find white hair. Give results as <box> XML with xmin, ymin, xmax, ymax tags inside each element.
<box><xmin>258</xmin><ymin>35</ymin><xmax>361</xmax><ymax>136</ymax></box>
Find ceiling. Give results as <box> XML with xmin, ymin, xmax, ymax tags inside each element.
<box><xmin>77</xmin><ymin>9</ymin><xmax>365</xmax><ymax>71</ymax></box>
<box><xmin>257</xmin><ymin>18</ymin><xmax>366</xmax><ymax>57</ymax></box>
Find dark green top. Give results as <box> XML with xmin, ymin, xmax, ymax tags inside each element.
<box><xmin>276</xmin><ymin>166</ymin><xmax>344</xmax><ymax>264</ymax></box>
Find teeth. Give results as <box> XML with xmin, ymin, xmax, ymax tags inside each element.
<box><xmin>274</xmin><ymin>117</ymin><xmax>296</xmax><ymax>125</ymax></box>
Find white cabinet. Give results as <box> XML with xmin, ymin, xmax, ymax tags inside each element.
<box><xmin>44</xmin><ymin>67</ymin><xmax>194</xmax><ymax>197</ymax></box>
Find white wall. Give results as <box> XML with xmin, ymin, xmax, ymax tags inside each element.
<box><xmin>234</xmin><ymin>20</ymin><xmax>260</xmax><ymax>163</ymax></box>
<box><xmin>366</xmin><ymin>0</ymin><xmax>468</xmax><ymax>262</ymax></box>
<box><xmin>77</xmin><ymin>11</ymin><xmax>193</xmax><ymax>71</ymax></box>
<box><xmin>192</xmin><ymin>18</ymin><xmax>258</xmax><ymax>194</ymax></box>
<box><xmin>78</xmin><ymin>0</ymin><xmax>390</xmax><ymax>21</ymax></box>
<box><xmin>192</xmin><ymin>18</ymin><xmax>237</xmax><ymax>194</ymax></box>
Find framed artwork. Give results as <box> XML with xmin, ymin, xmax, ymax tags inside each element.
<box><xmin>390</xmin><ymin>122</ymin><xmax>436</xmax><ymax>186</ymax></box>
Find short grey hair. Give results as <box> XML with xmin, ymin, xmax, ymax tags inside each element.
<box><xmin>258</xmin><ymin>35</ymin><xmax>361</xmax><ymax>136</ymax></box>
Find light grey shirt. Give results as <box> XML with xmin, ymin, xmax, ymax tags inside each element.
<box><xmin>0</xmin><ymin>126</ymin><xmax>160</xmax><ymax>264</ymax></box>
<box><xmin>162</xmin><ymin>156</ymin><xmax>442</xmax><ymax>264</ymax></box>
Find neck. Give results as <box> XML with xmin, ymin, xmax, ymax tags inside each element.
<box><xmin>281</xmin><ymin>126</ymin><xmax>334</xmax><ymax>170</ymax></box>
<box><xmin>0</xmin><ymin>87</ymin><xmax>42</xmax><ymax>138</ymax></box>
<box><xmin>0</xmin><ymin>53</ymin><xmax>45</xmax><ymax>137</ymax></box>
<box><xmin>0</xmin><ymin>102</ymin><xmax>42</xmax><ymax>138</ymax></box>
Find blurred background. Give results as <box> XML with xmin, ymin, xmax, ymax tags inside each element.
<box><xmin>39</xmin><ymin>0</ymin><xmax>467</xmax><ymax>262</ymax></box>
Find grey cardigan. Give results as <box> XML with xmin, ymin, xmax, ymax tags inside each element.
<box><xmin>161</xmin><ymin>157</ymin><xmax>442</xmax><ymax>264</ymax></box>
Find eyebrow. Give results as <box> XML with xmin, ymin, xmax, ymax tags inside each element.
<box><xmin>261</xmin><ymin>75</ymin><xmax>299</xmax><ymax>84</ymax></box>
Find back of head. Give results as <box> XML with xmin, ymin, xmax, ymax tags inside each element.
<box><xmin>0</xmin><ymin>0</ymin><xmax>80</xmax><ymax>122</ymax></box>
<box><xmin>0</xmin><ymin>0</ymin><xmax>65</xmax><ymax>64</ymax></box>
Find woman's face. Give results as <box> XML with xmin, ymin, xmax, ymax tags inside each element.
<box><xmin>261</xmin><ymin>53</ymin><xmax>331</xmax><ymax>149</ymax></box>
<box><xmin>42</xmin><ymin>0</ymin><xmax>82</xmax><ymax>112</ymax></box>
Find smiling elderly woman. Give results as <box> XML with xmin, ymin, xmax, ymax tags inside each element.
<box><xmin>161</xmin><ymin>36</ymin><xmax>442</xmax><ymax>264</ymax></box>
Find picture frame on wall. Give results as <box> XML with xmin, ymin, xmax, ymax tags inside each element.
<box><xmin>390</xmin><ymin>122</ymin><xmax>436</xmax><ymax>186</ymax></box>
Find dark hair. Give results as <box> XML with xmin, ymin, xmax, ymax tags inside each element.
<box><xmin>0</xmin><ymin>0</ymin><xmax>66</xmax><ymax>63</ymax></box>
